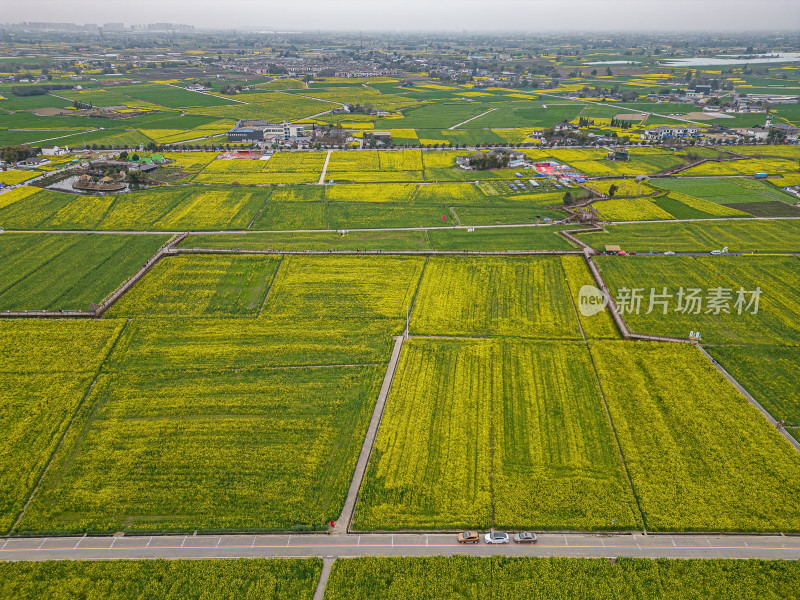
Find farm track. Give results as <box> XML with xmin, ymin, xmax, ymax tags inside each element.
<box><xmin>334</xmin><ymin>336</ymin><xmax>405</xmax><ymax>534</ymax></box>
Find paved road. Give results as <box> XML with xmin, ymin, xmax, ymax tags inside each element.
<box><xmin>2</xmin><ymin>533</ymin><xmax>799</xmax><ymax>562</ymax></box>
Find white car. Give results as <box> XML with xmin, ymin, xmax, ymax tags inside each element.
<box><xmin>710</xmin><ymin>250</ymin><xmax>723</xmax><ymax>255</ymax></box>
<box><xmin>484</xmin><ymin>532</ymin><xmax>510</xmax><ymax>544</ymax></box>
<box><xmin>663</xmin><ymin>251</ymin><xmax>675</xmax><ymax>256</ymax></box>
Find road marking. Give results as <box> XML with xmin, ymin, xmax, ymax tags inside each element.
<box><xmin>216</xmin><ymin>537</ymin><xmax>221</xmax><ymax>548</ymax></box>
<box><xmin>704</xmin><ymin>536</ymin><xmax>712</xmax><ymax>547</ymax></box>
<box><xmin>426</xmin><ymin>534</ymin><xmax>429</xmax><ymax>547</ymax></box>
<box><xmin>251</xmin><ymin>536</ymin><xmax>256</xmax><ymax>549</ymax></box>
<box><xmin>671</xmin><ymin>537</ymin><xmax>677</xmax><ymax>548</ymax></box>
<box><xmin>357</xmin><ymin>535</ymin><xmax>360</xmax><ymax>547</ymax></box>
<box><xmin>391</xmin><ymin>534</ymin><xmax>394</xmax><ymax>548</ymax></box>
<box><xmin>37</xmin><ymin>538</ymin><xmax>47</xmax><ymax>549</ymax></box>
<box><xmin>1</xmin><ymin>539</ymin><xmax>9</xmax><ymax>550</ymax></box>
<box><xmin>287</xmin><ymin>535</ymin><xmax>291</xmax><ymax>547</ymax></box>
<box><xmin>563</xmin><ymin>535</ymin><xmax>568</xmax><ymax>546</ymax></box>
<box><xmin>109</xmin><ymin>538</ymin><xmax>116</xmax><ymax>550</ymax></box>
<box><xmin>600</xmin><ymin>538</ymin><xmax>605</xmax><ymax>548</ymax></box>
<box><xmin>180</xmin><ymin>536</ymin><xmax>187</xmax><ymax>548</ymax></box>
<box><xmin>146</xmin><ymin>537</ymin><xmax>152</xmax><ymax>548</ymax></box>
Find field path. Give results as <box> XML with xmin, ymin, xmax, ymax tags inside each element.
<box><xmin>318</xmin><ymin>149</ymin><xmax>332</xmax><ymax>184</ymax></box>
<box><xmin>448</xmin><ymin>108</ymin><xmax>496</xmax><ymax>130</ymax></box>
<box><xmin>312</xmin><ymin>557</ymin><xmax>334</xmax><ymax>600</ymax></box>
<box><xmin>333</xmin><ymin>335</ymin><xmax>405</xmax><ymax>534</ymax></box>
<box><xmin>162</xmin><ymin>82</ymin><xmax>249</xmax><ymax>105</ymax></box>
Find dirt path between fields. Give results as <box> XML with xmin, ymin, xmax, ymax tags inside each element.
<box><xmin>333</xmin><ymin>335</ymin><xmax>405</xmax><ymax>534</ymax></box>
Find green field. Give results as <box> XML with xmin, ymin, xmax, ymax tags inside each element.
<box><xmin>0</xmin><ymin>233</ymin><xmax>169</xmax><ymax>311</ymax></box>
<box><xmin>264</xmin><ymin>255</ymin><xmax>424</xmax><ymax>323</ymax></box>
<box><xmin>18</xmin><ymin>363</ymin><xmax>383</xmax><ymax>533</ymax></box>
<box><xmin>654</xmin><ymin>177</ymin><xmax>797</xmax><ymax>205</ymax></box>
<box><xmin>353</xmin><ymin>339</ymin><xmax>641</xmax><ymax>531</ymax></box>
<box><xmin>709</xmin><ymin>345</ymin><xmax>800</xmax><ymax>428</ymax></box>
<box><xmin>0</xmin><ymin>186</ymin><xmax>268</xmax><ymax>231</ymax></box>
<box><xmin>596</xmin><ymin>255</ymin><xmax>800</xmax><ymax>345</ymax></box>
<box><xmin>323</xmin><ymin>556</ymin><xmax>800</xmax><ymax>600</ymax></box>
<box><xmin>106</xmin><ymin>318</ymin><xmax>398</xmax><ymax>372</ymax></box>
<box><xmin>410</xmin><ymin>256</ymin><xmax>581</xmax><ymax>339</ymax></box>
<box><xmin>582</xmin><ymin>219</ymin><xmax>800</xmax><ymax>252</ymax></box>
<box><xmin>591</xmin><ymin>341</ymin><xmax>800</xmax><ymax>532</ymax></box>
<box><xmin>0</xmin><ymin>321</ymin><xmax>125</xmax><ymax>534</ymax></box>
<box><xmin>1</xmin><ymin>558</ymin><xmax>321</xmax><ymax>600</ymax></box>
<box><xmin>107</xmin><ymin>254</ymin><xmax>282</xmax><ymax>317</ymax></box>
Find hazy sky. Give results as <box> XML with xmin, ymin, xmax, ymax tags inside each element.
<box><xmin>5</xmin><ymin>0</ymin><xmax>800</xmax><ymax>32</ymax></box>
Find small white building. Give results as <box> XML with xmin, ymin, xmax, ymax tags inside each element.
<box><xmin>40</xmin><ymin>145</ymin><xmax>69</xmax><ymax>156</ymax></box>
<box><xmin>641</xmin><ymin>125</ymin><xmax>700</xmax><ymax>140</ymax></box>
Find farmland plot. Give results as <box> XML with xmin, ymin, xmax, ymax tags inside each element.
<box><xmin>323</xmin><ymin>556</ymin><xmax>800</xmax><ymax>600</ymax></box>
<box><xmin>19</xmin><ymin>365</ymin><xmax>384</xmax><ymax>534</ymax></box>
<box><xmin>597</xmin><ymin>256</ymin><xmax>800</xmax><ymax>345</ymax></box>
<box><xmin>107</xmin><ymin>255</ymin><xmax>282</xmax><ymax>317</ymax></box>
<box><xmin>354</xmin><ymin>339</ymin><xmax>641</xmax><ymax>531</ymax></box>
<box><xmin>265</xmin><ymin>255</ymin><xmax>425</xmax><ymax>323</ymax></box>
<box><xmin>583</xmin><ymin>219</ymin><xmax>800</xmax><ymax>253</ymax></box>
<box><xmin>0</xmin><ymin>321</ymin><xmax>125</xmax><ymax>534</ymax></box>
<box><xmin>0</xmin><ymin>233</ymin><xmax>169</xmax><ymax>311</ymax></box>
<box><xmin>353</xmin><ymin>339</ymin><xmax>494</xmax><ymax>530</ymax></box>
<box><xmin>1</xmin><ymin>558</ymin><xmax>322</xmax><ymax>600</ymax></box>
<box><xmin>492</xmin><ymin>341</ymin><xmax>641</xmax><ymax>530</ymax></box>
<box><xmin>709</xmin><ymin>345</ymin><xmax>800</xmax><ymax>428</ymax></box>
<box><xmin>411</xmin><ymin>256</ymin><xmax>581</xmax><ymax>339</ymax></box>
<box><xmin>106</xmin><ymin>317</ymin><xmax>398</xmax><ymax>373</ymax></box>
<box><xmin>325</xmin><ymin>183</ymin><xmax>418</xmax><ymax>204</ymax></box>
<box><xmin>590</xmin><ymin>341</ymin><xmax>800</xmax><ymax>532</ymax></box>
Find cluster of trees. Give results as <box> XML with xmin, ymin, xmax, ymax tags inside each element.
<box><xmin>609</xmin><ymin>118</ymin><xmax>635</xmax><ymax>130</ymax></box>
<box><xmin>220</xmin><ymin>84</ymin><xmax>242</xmax><ymax>95</ymax></box>
<box><xmin>468</xmin><ymin>152</ymin><xmax>510</xmax><ymax>170</ymax></box>
<box><xmin>72</xmin><ymin>100</ymin><xmax>93</xmax><ymax>110</ymax></box>
<box><xmin>11</xmin><ymin>84</ymin><xmax>71</xmax><ymax>97</ymax></box>
<box><xmin>0</xmin><ymin>145</ymin><xmax>35</xmax><ymax>163</ymax></box>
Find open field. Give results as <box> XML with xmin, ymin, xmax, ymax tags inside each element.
<box><xmin>596</xmin><ymin>255</ymin><xmax>800</xmax><ymax>345</ymax></box>
<box><xmin>1</xmin><ymin>558</ymin><xmax>321</xmax><ymax>600</ymax></box>
<box><xmin>18</xmin><ymin>363</ymin><xmax>384</xmax><ymax>534</ymax></box>
<box><xmin>264</xmin><ymin>255</ymin><xmax>425</xmax><ymax>323</ymax></box>
<box><xmin>354</xmin><ymin>339</ymin><xmax>641</xmax><ymax>531</ymax></box>
<box><xmin>591</xmin><ymin>341</ymin><xmax>800</xmax><ymax>532</ymax></box>
<box><xmin>106</xmin><ymin>317</ymin><xmax>398</xmax><ymax>372</ymax></box>
<box><xmin>107</xmin><ymin>255</ymin><xmax>282</xmax><ymax>317</ymax></box>
<box><xmin>0</xmin><ymin>186</ymin><xmax>268</xmax><ymax>231</ymax></box>
<box><xmin>410</xmin><ymin>256</ymin><xmax>581</xmax><ymax>339</ymax></box>
<box><xmin>0</xmin><ymin>233</ymin><xmax>169</xmax><ymax>311</ymax></box>
<box><xmin>709</xmin><ymin>345</ymin><xmax>800</xmax><ymax>428</ymax></box>
<box><xmin>581</xmin><ymin>219</ymin><xmax>800</xmax><ymax>252</ymax></box>
<box><xmin>323</xmin><ymin>556</ymin><xmax>800</xmax><ymax>599</ymax></box>
<box><xmin>0</xmin><ymin>321</ymin><xmax>125</xmax><ymax>534</ymax></box>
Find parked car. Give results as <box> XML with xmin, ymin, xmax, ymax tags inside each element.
<box><xmin>458</xmin><ymin>531</ymin><xmax>481</xmax><ymax>544</ymax></box>
<box><xmin>513</xmin><ymin>532</ymin><xmax>538</xmax><ymax>544</ymax></box>
<box><xmin>484</xmin><ymin>532</ymin><xmax>510</xmax><ymax>544</ymax></box>
<box><xmin>663</xmin><ymin>251</ymin><xmax>676</xmax><ymax>256</ymax></box>
<box><xmin>710</xmin><ymin>249</ymin><xmax>723</xmax><ymax>255</ymax></box>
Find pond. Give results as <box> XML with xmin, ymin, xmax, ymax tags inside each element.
<box><xmin>662</xmin><ymin>52</ymin><xmax>800</xmax><ymax>67</ymax></box>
